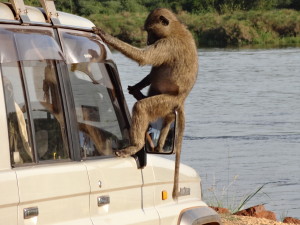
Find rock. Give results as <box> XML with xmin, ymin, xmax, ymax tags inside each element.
<box><xmin>210</xmin><ymin>206</ymin><xmax>230</xmax><ymax>214</ymax></box>
<box><xmin>283</xmin><ymin>217</ymin><xmax>300</xmax><ymax>224</ymax></box>
<box><xmin>234</xmin><ymin>205</ymin><xmax>277</xmax><ymax>221</ymax></box>
<box><xmin>234</xmin><ymin>205</ymin><xmax>265</xmax><ymax>216</ymax></box>
<box><xmin>255</xmin><ymin>211</ymin><xmax>277</xmax><ymax>221</ymax></box>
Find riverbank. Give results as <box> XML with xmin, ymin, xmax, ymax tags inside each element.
<box><xmin>212</xmin><ymin>205</ymin><xmax>300</xmax><ymax>225</ymax></box>
<box><xmin>89</xmin><ymin>9</ymin><xmax>300</xmax><ymax>47</ymax></box>
<box><xmin>221</xmin><ymin>215</ymin><xmax>298</xmax><ymax>225</ymax></box>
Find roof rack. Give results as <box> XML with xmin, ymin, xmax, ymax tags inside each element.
<box><xmin>9</xmin><ymin>0</ymin><xmax>30</xmax><ymax>24</ymax></box>
<box><xmin>9</xmin><ymin>0</ymin><xmax>60</xmax><ymax>25</ymax></box>
<box><xmin>38</xmin><ymin>0</ymin><xmax>60</xmax><ymax>25</ymax></box>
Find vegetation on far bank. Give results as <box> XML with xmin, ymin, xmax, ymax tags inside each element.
<box><xmin>3</xmin><ymin>0</ymin><xmax>299</xmax><ymax>47</ymax></box>
<box><xmin>91</xmin><ymin>9</ymin><xmax>300</xmax><ymax>48</ymax></box>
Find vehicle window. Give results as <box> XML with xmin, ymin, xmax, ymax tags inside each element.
<box><xmin>1</xmin><ymin>63</ymin><xmax>34</xmax><ymax>165</ymax></box>
<box><xmin>22</xmin><ymin>60</ymin><xmax>69</xmax><ymax>161</ymax></box>
<box><xmin>0</xmin><ymin>25</ymin><xmax>69</xmax><ymax>165</ymax></box>
<box><xmin>59</xmin><ymin>30</ymin><xmax>130</xmax><ymax>158</ymax></box>
<box><xmin>0</xmin><ymin>28</ymin><xmax>18</xmax><ymax>63</ymax></box>
<box><xmin>0</xmin><ymin>25</ymin><xmax>62</xmax><ymax>63</ymax></box>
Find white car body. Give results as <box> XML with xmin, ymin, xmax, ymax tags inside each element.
<box><xmin>0</xmin><ymin>1</ymin><xmax>221</xmax><ymax>225</ymax></box>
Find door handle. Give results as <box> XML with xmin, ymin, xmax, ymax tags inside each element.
<box><xmin>24</xmin><ymin>207</ymin><xmax>39</xmax><ymax>219</ymax></box>
<box><xmin>97</xmin><ymin>195</ymin><xmax>110</xmax><ymax>207</ymax></box>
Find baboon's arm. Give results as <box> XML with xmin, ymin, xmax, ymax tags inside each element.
<box><xmin>94</xmin><ymin>28</ymin><xmax>171</xmax><ymax>66</ymax></box>
<box><xmin>128</xmin><ymin>74</ymin><xmax>151</xmax><ymax>100</ymax></box>
<box><xmin>132</xmin><ymin>74</ymin><xmax>151</xmax><ymax>90</ymax></box>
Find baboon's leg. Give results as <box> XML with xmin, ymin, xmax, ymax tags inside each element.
<box><xmin>155</xmin><ymin>113</ymin><xmax>175</xmax><ymax>153</ymax></box>
<box><xmin>115</xmin><ymin>94</ymin><xmax>178</xmax><ymax>157</ymax></box>
<box><xmin>172</xmin><ymin>106</ymin><xmax>185</xmax><ymax>200</ymax></box>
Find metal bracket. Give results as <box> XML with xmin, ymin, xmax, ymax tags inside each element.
<box><xmin>9</xmin><ymin>0</ymin><xmax>30</xmax><ymax>24</ymax></box>
<box><xmin>39</xmin><ymin>0</ymin><xmax>60</xmax><ymax>25</ymax></box>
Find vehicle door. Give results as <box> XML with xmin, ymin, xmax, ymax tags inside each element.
<box><xmin>0</xmin><ymin>25</ymin><xmax>92</xmax><ymax>225</ymax></box>
<box><xmin>58</xmin><ymin>29</ymin><xmax>160</xmax><ymax>225</ymax></box>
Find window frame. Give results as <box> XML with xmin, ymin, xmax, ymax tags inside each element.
<box><xmin>0</xmin><ymin>25</ymin><xmax>71</xmax><ymax>166</ymax></box>
<box><xmin>20</xmin><ymin>60</ymin><xmax>70</xmax><ymax>163</ymax></box>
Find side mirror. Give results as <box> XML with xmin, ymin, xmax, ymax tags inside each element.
<box><xmin>145</xmin><ymin>110</ymin><xmax>177</xmax><ymax>154</ymax></box>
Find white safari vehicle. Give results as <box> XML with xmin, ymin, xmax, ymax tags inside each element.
<box><xmin>0</xmin><ymin>1</ymin><xmax>221</xmax><ymax>224</ymax></box>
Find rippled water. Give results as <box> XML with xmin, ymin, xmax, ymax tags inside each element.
<box><xmin>113</xmin><ymin>48</ymin><xmax>300</xmax><ymax>218</ymax></box>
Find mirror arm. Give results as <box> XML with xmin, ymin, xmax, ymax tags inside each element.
<box><xmin>132</xmin><ymin>148</ymin><xmax>147</xmax><ymax>169</ymax></box>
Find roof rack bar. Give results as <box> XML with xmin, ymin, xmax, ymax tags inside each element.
<box><xmin>39</xmin><ymin>0</ymin><xmax>60</xmax><ymax>25</ymax></box>
<box><xmin>9</xmin><ymin>0</ymin><xmax>30</xmax><ymax>24</ymax></box>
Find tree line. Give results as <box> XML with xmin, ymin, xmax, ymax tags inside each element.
<box><xmin>21</xmin><ymin>0</ymin><xmax>300</xmax><ymax>16</ymax></box>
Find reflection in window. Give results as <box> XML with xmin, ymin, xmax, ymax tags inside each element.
<box><xmin>1</xmin><ymin>63</ymin><xmax>33</xmax><ymax>165</ymax></box>
<box><xmin>22</xmin><ymin>60</ymin><xmax>69</xmax><ymax>161</ymax></box>
<box><xmin>61</xmin><ymin>32</ymin><xmax>106</xmax><ymax>64</ymax></box>
<box><xmin>60</xmin><ymin>30</ymin><xmax>130</xmax><ymax>158</ymax></box>
<box><xmin>68</xmin><ymin>63</ymin><xmax>129</xmax><ymax>158</ymax></box>
<box><xmin>0</xmin><ymin>26</ymin><xmax>62</xmax><ymax>63</ymax></box>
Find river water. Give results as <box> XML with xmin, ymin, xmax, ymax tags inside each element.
<box><xmin>112</xmin><ymin>48</ymin><xmax>300</xmax><ymax>219</ymax></box>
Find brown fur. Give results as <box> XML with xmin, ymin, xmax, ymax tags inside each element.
<box><xmin>94</xmin><ymin>8</ymin><xmax>198</xmax><ymax>199</ymax></box>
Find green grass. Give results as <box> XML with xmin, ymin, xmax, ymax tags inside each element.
<box><xmin>204</xmin><ymin>175</ymin><xmax>270</xmax><ymax>213</ymax></box>
<box><xmin>279</xmin><ymin>210</ymin><xmax>289</xmax><ymax>222</ymax></box>
<box><xmin>233</xmin><ymin>183</ymin><xmax>268</xmax><ymax>213</ymax></box>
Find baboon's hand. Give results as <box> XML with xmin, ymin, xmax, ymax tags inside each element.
<box><xmin>93</xmin><ymin>27</ymin><xmax>109</xmax><ymax>41</ymax></box>
<box><xmin>128</xmin><ymin>86</ymin><xmax>145</xmax><ymax>100</ymax></box>
<box><xmin>128</xmin><ymin>85</ymin><xmax>138</xmax><ymax>94</ymax></box>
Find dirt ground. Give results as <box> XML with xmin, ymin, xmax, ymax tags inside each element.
<box><xmin>221</xmin><ymin>215</ymin><xmax>295</xmax><ymax>225</ymax></box>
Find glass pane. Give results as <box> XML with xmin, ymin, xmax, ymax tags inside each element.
<box><xmin>61</xmin><ymin>31</ymin><xmax>106</xmax><ymax>64</ymax></box>
<box><xmin>0</xmin><ymin>25</ymin><xmax>63</xmax><ymax>63</ymax></box>
<box><xmin>68</xmin><ymin>63</ymin><xmax>129</xmax><ymax>157</ymax></box>
<box><xmin>0</xmin><ymin>28</ymin><xmax>18</xmax><ymax>63</ymax></box>
<box><xmin>60</xmin><ymin>30</ymin><xmax>130</xmax><ymax>158</ymax></box>
<box><xmin>22</xmin><ymin>60</ymin><xmax>69</xmax><ymax>160</ymax></box>
<box><xmin>15</xmin><ymin>32</ymin><xmax>63</xmax><ymax>61</ymax></box>
<box><xmin>1</xmin><ymin>62</ymin><xmax>33</xmax><ymax>165</ymax></box>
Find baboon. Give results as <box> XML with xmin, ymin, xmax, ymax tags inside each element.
<box><xmin>128</xmin><ymin>74</ymin><xmax>176</xmax><ymax>153</ymax></box>
<box><xmin>94</xmin><ymin>8</ymin><xmax>198</xmax><ymax>199</ymax></box>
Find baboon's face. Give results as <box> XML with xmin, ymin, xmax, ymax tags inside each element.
<box><xmin>144</xmin><ymin>8</ymin><xmax>178</xmax><ymax>45</ymax></box>
<box><xmin>146</xmin><ymin>30</ymin><xmax>159</xmax><ymax>45</ymax></box>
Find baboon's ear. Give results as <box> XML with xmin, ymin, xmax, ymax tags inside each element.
<box><xmin>159</xmin><ymin>16</ymin><xmax>169</xmax><ymax>26</ymax></box>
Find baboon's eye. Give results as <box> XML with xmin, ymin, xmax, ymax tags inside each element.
<box><xmin>159</xmin><ymin>16</ymin><xmax>169</xmax><ymax>26</ymax></box>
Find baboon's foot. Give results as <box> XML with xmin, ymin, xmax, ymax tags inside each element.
<box><xmin>154</xmin><ymin>146</ymin><xmax>164</xmax><ymax>153</ymax></box>
<box><xmin>115</xmin><ymin>146</ymin><xmax>138</xmax><ymax>158</ymax></box>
